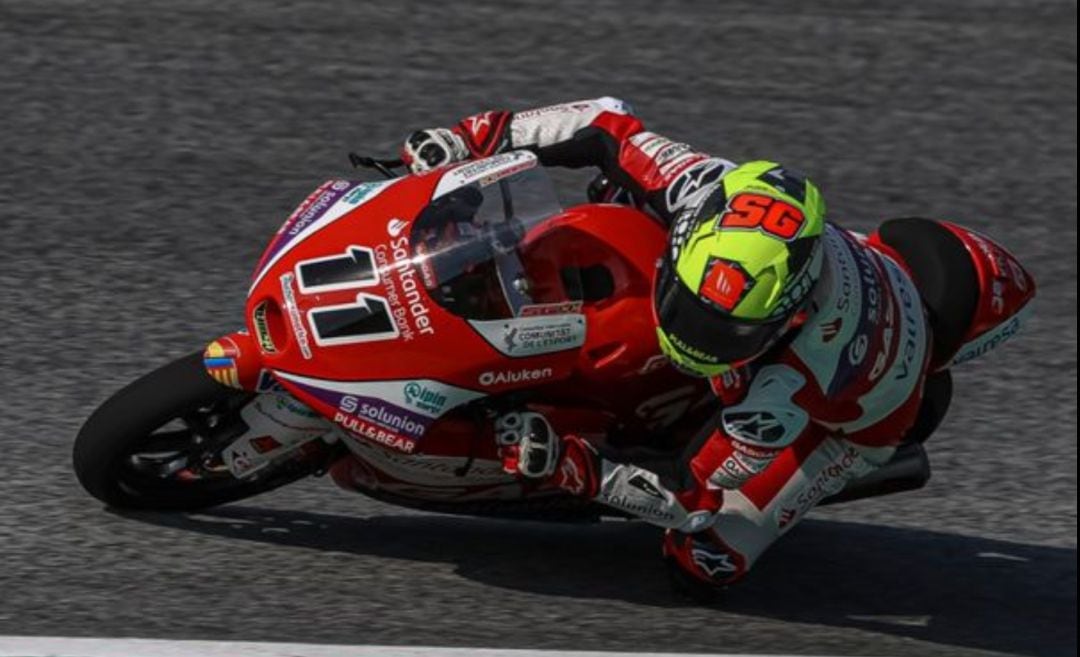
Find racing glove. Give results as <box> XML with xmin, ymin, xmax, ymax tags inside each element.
<box><xmin>401</xmin><ymin>128</ymin><xmax>470</xmax><ymax>174</ymax></box>
<box><xmin>497</xmin><ymin>412</ymin><xmax>600</xmax><ymax>497</ymax></box>
<box><xmin>496</xmin><ymin>412</ymin><xmax>718</xmax><ymax>533</ymax></box>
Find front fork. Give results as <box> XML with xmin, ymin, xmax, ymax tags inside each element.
<box><xmin>203</xmin><ymin>330</ymin><xmax>337</xmax><ymax>479</ymax></box>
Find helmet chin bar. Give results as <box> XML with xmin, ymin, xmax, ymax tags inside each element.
<box><xmin>671</xmin><ymin>303</ymin><xmax>809</xmax><ymax>377</ymax></box>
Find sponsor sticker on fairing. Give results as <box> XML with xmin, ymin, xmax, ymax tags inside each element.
<box><xmin>334</xmin><ymin>395</ymin><xmax>426</xmax><ymax>454</ymax></box>
<box><xmin>274</xmin><ymin>371</ymin><xmax>485</xmax><ymax>419</ymax></box>
<box><xmin>255</xmin><ymin>369</ymin><xmax>286</xmax><ymax>393</ymax></box>
<box><xmin>951</xmin><ymin>302</ymin><xmax>1033</xmax><ymax>365</ymax></box>
<box><xmin>270</xmin><ymin>380</ymin><xmax>430</xmax><ymax>455</ymax></box>
<box><xmin>432</xmin><ymin>151</ymin><xmax>537</xmax><ymax>199</ymax></box>
<box><xmin>477</xmin><ymin>367</ymin><xmax>554</xmax><ymax>387</ymax></box>
<box><xmin>342</xmin><ymin>181</ymin><xmax>390</xmax><ymax>206</ymax></box>
<box><xmin>403</xmin><ymin>381</ymin><xmax>448</xmax><ymax>414</ymax></box>
<box><xmin>279</xmin><ymin>273</ymin><xmax>313</xmax><ymax>359</ymax></box>
<box><xmin>252</xmin><ymin>302</ymin><xmax>277</xmax><ymax>353</ymax></box>
<box><xmin>374</xmin><ymin>236</ymin><xmax>435</xmax><ymax>341</ymax></box>
<box><xmin>272</xmin><ymin>372</ymin><xmax>485</xmax><ymax>456</ymax></box>
<box><xmin>468</xmin><ymin>314</ymin><xmax>586</xmax><ymax>358</ymax></box>
<box><xmin>224</xmin><ymin>394</ymin><xmax>330</xmax><ymax>477</ymax></box>
<box><xmin>386</xmin><ymin>217</ymin><xmax>409</xmax><ymax>237</ymax></box>
<box><xmin>250</xmin><ymin>179</ymin><xmax>395</xmax><ymax>293</ymax></box>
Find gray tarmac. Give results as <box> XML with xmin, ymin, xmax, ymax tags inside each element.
<box><xmin>0</xmin><ymin>1</ymin><xmax>1075</xmax><ymax>655</ymax></box>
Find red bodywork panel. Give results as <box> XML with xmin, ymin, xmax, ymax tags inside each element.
<box><xmin>220</xmin><ymin>161</ymin><xmax>710</xmax><ymax>501</ymax></box>
<box><xmin>940</xmin><ymin>221</ymin><xmax>1036</xmax><ymax>363</ymax></box>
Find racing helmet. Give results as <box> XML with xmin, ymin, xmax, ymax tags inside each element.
<box><xmin>653</xmin><ymin>160</ymin><xmax>826</xmax><ymax>376</ymax></box>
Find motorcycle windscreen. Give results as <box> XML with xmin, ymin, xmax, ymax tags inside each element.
<box><xmin>409</xmin><ymin>166</ymin><xmax>580</xmax><ymax>319</ymax></box>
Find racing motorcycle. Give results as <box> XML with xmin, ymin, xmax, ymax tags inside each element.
<box><xmin>73</xmin><ymin>150</ymin><xmax>1025</xmax><ymax>519</ymax></box>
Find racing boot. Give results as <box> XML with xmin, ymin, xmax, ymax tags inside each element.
<box><xmin>662</xmin><ymin>528</ymin><xmax>748</xmax><ymax>602</ymax></box>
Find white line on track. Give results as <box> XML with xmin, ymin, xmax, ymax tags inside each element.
<box><xmin>0</xmin><ymin>636</ymin><xmax>815</xmax><ymax>657</ymax></box>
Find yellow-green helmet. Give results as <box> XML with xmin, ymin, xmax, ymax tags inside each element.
<box><xmin>653</xmin><ymin>161</ymin><xmax>826</xmax><ymax>376</ymax></box>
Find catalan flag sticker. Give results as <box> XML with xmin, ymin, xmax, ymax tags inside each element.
<box><xmin>203</xmin><ymin>338</ymin><xmax>242</xmax><ymax>388</ymax></box>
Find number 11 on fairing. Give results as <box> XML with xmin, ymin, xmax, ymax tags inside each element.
<box><xmin>295</xmin><ymin>246</ymin><xmax>400</xmax><ymax>345</ymax></box>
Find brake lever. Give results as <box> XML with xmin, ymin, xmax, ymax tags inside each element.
<box><xmin>348</xmin><ymin>153</ymin><xmax>404</xmax><ymax>180</ymax></box>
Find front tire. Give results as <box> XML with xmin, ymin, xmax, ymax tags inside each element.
<box><xmin>73</xmin><ymin>351</ymin><xmax>319</xmax><ymax>511</ymax></box>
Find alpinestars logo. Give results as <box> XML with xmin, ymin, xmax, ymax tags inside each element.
<box><xmin>466</xmin><ymin>112</ymin><xmax>493</xmax><ymax>133</ymax></box>
<box><xmin>725</xmin><ymin>411</ymin><xmax>784</xmax><ymax>443</ymax></box>
<box><xmin>691</xmin><ymin>547</ymin><xmax>737</xmax><ymax>577</ymax></box>
<box><xmin>666</xmin><ymin>159</ymin><xmax>730</xmax><ymax>212</ymax></box>
<box><xmin>558</xmin><ymin>459</ymin><xmax>585</xmax><ymax>495</ymax></box>
<box><xmin>821</xmin><ymin>317</ymin><xmax>843</xmax><ymax>343</ymax></box>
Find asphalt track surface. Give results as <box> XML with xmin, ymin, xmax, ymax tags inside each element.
<box><xmin>0</xmin><ymin>1</ymin><xmax>1076</xmax><ymax>656</ymax></box>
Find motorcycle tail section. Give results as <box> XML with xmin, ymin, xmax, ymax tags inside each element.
<box><xmin>871</xmin><ymin>217</ymin><xmax>1035</xmax><ymax>369</ymax></box>
<box><xmin>940</xmin><ymin>221</ymin><xmax>1035</xmax><ymax>367</ymax></box>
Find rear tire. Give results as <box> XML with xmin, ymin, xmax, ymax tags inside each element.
<box><xmin>73</xmin><ymin>352</ymin><xmax>317</xmax><ymax>511</ymax></box>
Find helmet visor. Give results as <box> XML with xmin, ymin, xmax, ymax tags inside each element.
<box><xmin>653</xmin><ymin>257</ymin><xmax>789</xmax><ymax>368</ymax></box>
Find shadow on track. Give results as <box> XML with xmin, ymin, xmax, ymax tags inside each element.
<box><xmin>120</xmin><ymin>506</ymin><xmax>1076</xmax><ymax>657</ymax></box>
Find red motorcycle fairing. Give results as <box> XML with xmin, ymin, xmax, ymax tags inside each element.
<box><xmin>866</xmin><ymin>217</ymin><xmax>1035</xmax><ymax>370</ymax></box>
<box><xmin>221</xmin><ymin>153</ymin><xmax>710</xmax><ymax>500</ymax></box>
<box><xmin>940</xmin><ymin>221</ymin><xmax>1035</xmax><ymax>365</ymax></box>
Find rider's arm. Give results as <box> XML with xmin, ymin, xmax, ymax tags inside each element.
<box><xmin>580</xmin><ymin>363</ymin><xmax>821</xmax><ymax>528</ymax></box>
<box><xmin>443</xmin><ymin>98</ymin><xmax>737</xmax><ymax>221</ymax></box>
<box><xmin>687</xmin><ymin>363</ymin><xmax>818</xmax><ymax>491</ymax></box>
<box><xmin>696</xmin><ymin>339</ymin><xmax>931</xmax><ymax>494</ymax></box>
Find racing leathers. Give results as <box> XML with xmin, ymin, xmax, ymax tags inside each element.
<box><xmin>406</xmin><ymin>97</ymin><xmax>934</xmax><ymax>586</ymax></box>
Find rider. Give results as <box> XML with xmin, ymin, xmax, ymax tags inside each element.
<box><xmin>400</xmin><ymin>98</ymin><xmax>1035</xmax><ymax>592</ymax></box>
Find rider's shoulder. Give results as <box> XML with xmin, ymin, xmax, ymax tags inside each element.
<box><xmin>718</xmin><ymin>363</ymin><xmax>810</xmax><ymax>448</ymax></box>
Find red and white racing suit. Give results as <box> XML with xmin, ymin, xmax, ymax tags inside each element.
<box><xmin>434</xmin><ymin>98</ymin><xmax>1020</xmax><ymax>586</ymax></box>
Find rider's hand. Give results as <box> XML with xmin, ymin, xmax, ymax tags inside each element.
<box><xmin>497</xmin><ymin>412</ymin><xmax>599</xmax><ymax>497</ymax></box>
<box><xmin>401</xmin><ymin>128</ymin><xmax>469</xmax><ymax>174</ymax></box>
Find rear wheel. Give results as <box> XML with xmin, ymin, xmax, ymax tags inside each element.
<box><xmin>73</xmin><ymin>352</ymin><xmax>327</xmax><ymax>511</ymax></box>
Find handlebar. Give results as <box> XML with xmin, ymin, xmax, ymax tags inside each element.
<box><xmin>348</xmin><ymin>153</ymin><xmax>404</xmax><ymax>179</ymax></box>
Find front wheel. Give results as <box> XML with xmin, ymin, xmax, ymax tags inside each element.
<box><xmin>73</xmin><ymin>351</ymin><xmax>325</xmax><ymax>511</ymax></box>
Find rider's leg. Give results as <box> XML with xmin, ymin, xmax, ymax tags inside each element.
<box><xmin>662</xmin><ymin>432</ymin><xmax>890</xmax><ymax>587</ymax></box>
